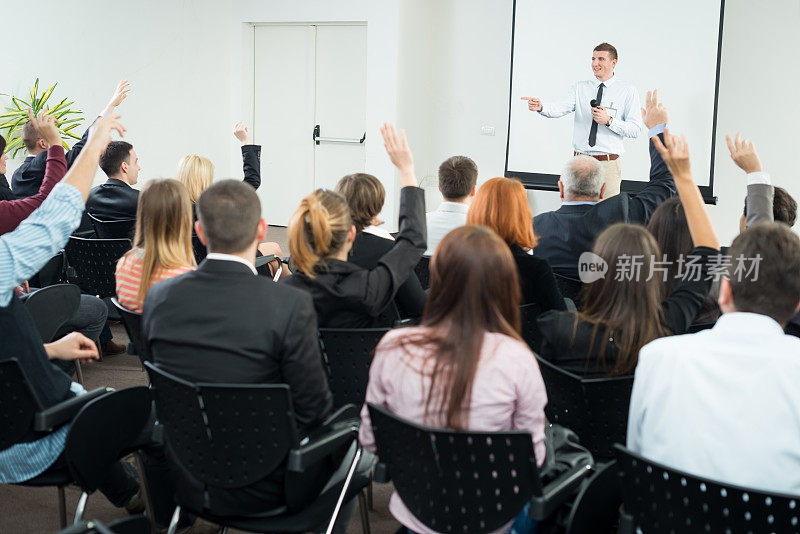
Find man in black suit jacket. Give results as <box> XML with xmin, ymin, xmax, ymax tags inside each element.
<box><xmin>533</xmin><ymin>91</ymin><xmax>676</xmax><ymax>280</ymax></box>
<box><xmin>83</xmin><ymin>140</ymin><xmax>141</xmax><ymax>227</ymax></box>
<box><xmin>142</xmin><ymin>179</ymin><xmax>333</xmax><ymax>515</ymax></box>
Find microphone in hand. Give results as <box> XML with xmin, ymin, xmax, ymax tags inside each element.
<box><xmin>590</xmin><ymin>99</ymin><xmax>599</xmax><ymax>108</ymax></box>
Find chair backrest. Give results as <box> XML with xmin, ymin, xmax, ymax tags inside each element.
<box><xmin>535</xmin><ymin>355</ymin><xmax>633</xmax><ymax>461</ymax></box>
<box><xmin>554</xmin><ymin>274</ymin><xmax>584</xmax><ymax>309</ymax></box>
<box><xmin>414</xmin><ymin>256</ymin><xmax>431</xmax><ymax>290</ymax></box>
<box><xmin>64</xmin><ymin>236</ymin><xmax>132</xmax><ymax>298</ymax></box>
<box><xmin>111</xmin><ymin>298</ymin><xmax>145</xmax><ymax>361</ymax></box>
<box><xmin>145</xmin><ymin>362</ymin><xmax>300</xmax><ymax>488</ymax></box>
<box><xmin>614</xmin><ymin>444</ymin><xmax>800</xmax><ymax>533</ymax></box>
<box><xmin>88</xmin><ymin>213</ymin><xmax>136</xmax><ymax>240</ymax></box>
<box><xmin>0</xmin><ymin>359</ymin><xmax>41</xmax><ymax>450</ymax></box>
<box><xmin>318</xmin><ymin>328</ymin><xmax>389</xmax><ymax>409</ymax></box>
<box><xmin>65</xmin><ymin>387</ymin><xmax>151</xmax><ymax>492</ymax></box>
<box><xmin>520</xmin><ymin>303</ymin><xmax>544</xmax><ymax>353</ymax></box>
<box><xmin>368</xmin><ymin>403</ymin><xmax>539</xmax><ymax>533</ymax></box>
<box><xmin>24</xmin><ymin>284</ymin><xmax>82</xmax><ymax>343</ymax></box>
<box><xmin>30</xmin><ymin>250</ymin><xmax>67</xmax><ymax>288</ymax></box>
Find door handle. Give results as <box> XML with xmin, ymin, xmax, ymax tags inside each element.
<box><xmin>313</xmin><ymin>125</ymin><xmax>366</xmax><ymax>145</ymax></box>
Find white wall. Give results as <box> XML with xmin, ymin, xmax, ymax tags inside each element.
<box><xmin>398</xmin><ymin>0</ymin><xmax>800</xmax><ymax>244</ymax></box>
<box><xmin>1</xmin><ymin>0</ymin><xmax>401</xmax><ymax>224</ymax></box>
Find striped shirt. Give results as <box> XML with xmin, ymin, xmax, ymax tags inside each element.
<box><xmin>115</xmin><ymin>250</ymin><xmax>194</xmax><ymax>312</ymax></box>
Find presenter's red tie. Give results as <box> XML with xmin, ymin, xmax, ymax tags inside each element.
<box><xmin>588</xmin><ymin>82</ymin><xmax>605</xmax><ymax>147</ymax></box>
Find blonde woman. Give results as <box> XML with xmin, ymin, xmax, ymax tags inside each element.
<box><xmin>115</xmin><ymin>179</ymin><xmax>196</xmax><ymax>312</ymax></box>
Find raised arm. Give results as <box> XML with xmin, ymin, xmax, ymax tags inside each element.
<box><xmin>234</xmin><ymin>122</ymin><xmax>261</xmax><ymax>190</ymax></box>
<box><xmin>64</xmin><ymin>80</ymin><xmax>130</xmax><ymax>167</ymax></box>
<box><xmin>727</xmin><ymin>133</ymin><xmax>774</xmax><ymax>228</ymax></box>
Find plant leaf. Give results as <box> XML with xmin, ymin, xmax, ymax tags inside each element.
<box><xmin>0</xmin><ymin>110</ymin><xmax>28</xmax><ymax>119</ymax></box>
<box><xmin>37</xmin><ymin>83</ymin><xmax>57</xmax><ymax>109</ymax></box>
<box><xmin>62</xmin><ymin>130</ymin><xmax>81</xmax><ymax>140</ymax></box>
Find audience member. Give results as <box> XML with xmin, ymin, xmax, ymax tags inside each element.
<box><xmin>741</xmin><ymin>186</ymin><xmax>796</xmax><ymax>231</ymax></box>
<box><xmin>538</xmin><ymin>130</ymin><xmax>720</xmax><ymax>376</ymax></box>
<box><xmin>85</xmin><ymin>140</ymin><xmax>141</xmax><ymax>222</ymax></box>
<box><xmin>468</xmin><ymin>176</ymin><xmax>565</xmax><ymax>311</ymax></box>
<box><xmin>533</xmin><ymin>90</ymin><xmax>675</xmax><ymax>279</ymax></box>
<box><xmin>12</xmin><ymin>81</ymin><xmax>130</xmax><ymax>199</ymax></box>
<box><xmin>0</xmin><ymin>136</ymin><xmax>14</xmax><ymax>200</ymax></box>
<box><xmin>115</xmin><ymin>179</ymin><xmax>196</xmax><ymax>312</ymax></box>
<box><xmin>424</xmin><ymin>155</ymin><xmax>477</xmax><ymax>255</ymax></box>
<box><xmin>359</xmin><ymin>225</ymin><xmax>546</xmax><ymax>534</ymax></box>
<box><xmin>335</xmin><ymin>172</ymin><xmax>427</xmax><ymax>319</ymax></box>
<box><xmin>0</xmin><ymin>112</ymin><xmax>143</xmax><ymax>511</ymax></box>
<box><xmin>628</xmin><ymin>222</ymin><xmax>800</xmax><ymax>494</ymax></box>
<box><xmin>282</xmin><ymin>124</ymin><xmax>426</xmax><ymax>328</ymax></box>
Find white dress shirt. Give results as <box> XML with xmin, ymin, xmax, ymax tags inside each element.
<box><xmin>205</xmin><ymin>253</ymin><xmax>258</xmax><ymax>275</ymax></box>
<box><xmin>424</xmin><ymin>201</ymin><xmax>469</xmax><ymax>256</ymax></box>
<box><xmin>539</xmin><ymin>75</ymin><xmax>643</xmax><ymax>156</ymax></box>
<box><xmin>628</xmin><ymin>312</ymin><xmax>800</xmax><ymax>494</ymax></box>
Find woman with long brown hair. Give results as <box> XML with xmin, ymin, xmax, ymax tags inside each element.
<box><xmin>359</xmin><ymin>225</ymin><xmax>547</xmax><ymax>534</ymax></box>
<box><xmin>538</xmin><ymin>131</ymin><xmax>720</xmax><ymax>376</ymax></box>
<box><xmin>468</xmin><ymin>176</ymin><xmax>564</xmax><ymax>311</ymax></box>
<box><xmin>115</xmin><ymin>179</ymin><xmax>196</xmax><ymax>312</ymax></box>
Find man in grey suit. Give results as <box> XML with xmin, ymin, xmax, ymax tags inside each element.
<box><xmin>425</xmin><ymin>155</ymin><xmax>477</xmax><ymax>255</ymax></box>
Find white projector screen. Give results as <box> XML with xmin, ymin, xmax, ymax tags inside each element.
<box><xmin>505</xmin><ymin>0</ymin><xmax>724</xmax><ymax>202</ymax></box>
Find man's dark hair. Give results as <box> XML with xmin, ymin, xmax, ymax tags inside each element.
<box><xmin>742</xmin><ymin>186</ymin><xmax>797</xmax><ymax>227</ymax></box>
<box><xmin>594</xmin><ymin>42</ymin><xmax>618</xmax><ymax>61</ymax></box>
<box><xmin>727</xmin><ymin>222</ymin><xmax>800</xmax><ymax>325</ymax></box>
<box><xmin>99</xmin><ymin>141</ymin><xmax>134</xmax><ymax>178</ymax></box>
<box><xmin>438</xmin><ymin>156</ymin><xmax>478</xmax><ymax>201</ymax></box>
<box><xmin>196</xmin><ymin>179</ymin><xmax>261</xmax><ymax>254</ymax></box>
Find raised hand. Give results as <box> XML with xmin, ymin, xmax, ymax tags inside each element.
<box><xmin>380</xmin><ymin>123</ymin><xmax>416</xmax><ymax>187</ymax></box>
<box><xmin>520</xmin><ymin>96</ymin><xmax>543</xmax><ymax>112</ymax></box>
<box><xmin>641</xmin><ymin>89</ymin><xmax>669</xmax><ymax>129</ymax></box>
<box><xmin>87</xmin><ymin>113</ymin><xmax>126</xmax><ymax>152</ymax></box>
<box><xmin>105</xmin><ymin>80</ymin><xmax>131</xmax><ymax>113</ymax></box>
<box><xmin>28</xmin><ymin>108</ymin><xmax>61</xmax><ymax>148</ymax></box>
<box><xmin>652</xmin><ymin>128</ymin><xmax>692</xmax><ymax>180</ymax></box>
<box><xmin>233</xmin><ymin>122</ymin><xmax>251</xmax><ymax>145</ymax></box>
<box><xmin>726</xmin><ymin>133</ymin><xmax>762</xmax><ymax>173</ymax></box>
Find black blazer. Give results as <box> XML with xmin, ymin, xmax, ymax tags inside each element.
<box><xmin>533</xmin><ymin>133</ymin><xmax>676</xmax><ymax>279</ymax></box>
<box><xmin>510</xmin><ymin>244</ymin><xmax>565</xmax><ymax>311</ymax></box>
<box><xmin>348</xmin><ymin>230</ymin><xmax>427</xmax><ymax>318</ymax></box>
<box><xmin>538</xmin><ymin>246</ymin><xmax>717</xmax><ymax>377</ymax></box>
<box><xmin>143</xmin><ymin>258</ymin><xmax>332</xmax><ymax>428</ymax></box>
<box><xmin>0</xmin><ymin>174</ymin><xmax>15</xmax><ymax>200</ymax></box>
<box><xmin>11</xmin><ymin>121</ymin><xmax>92</xmax><ymax>198</ymax></box>
<box><xmin>282</xmin><ymin>186</ymin><xmax>427</xmax><ymax>328</ymax></box>
<box><xmin>85</xmin><ymin>178</ymin><xmax>140</xmax><ymax>222</ymax></box>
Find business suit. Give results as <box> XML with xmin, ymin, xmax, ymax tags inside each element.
<box><xmin>509</xmin><ymin>244</ymin><xmax>565</xmax><ymax>310</ymax></box>
<box><xmin>85</xmin><ymin>178</ymin><xmax>139</xmax><ymax>221</ymax></box>
<box><xmin>533</xmin><ymin>133</ymin><xmax>676</xmax><ymax>279</ymax></box>
<box><xmin>143</xmin><ymin>257</ymin><xmax>333</xmax><ymax>515</ymax></box>
<box><xmin>11</xmin><ymin>122</ymin><xmax>92</xmax><ymax>198</ymax></box>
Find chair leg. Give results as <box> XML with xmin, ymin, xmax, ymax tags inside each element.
<box><xmin>325</xmin><ymin>446</ymin><xmax>363</xmax><ymax>534</ymax></box>
<box><xmin>134</xmin><ymin>452</ymin><xmax>156</xmax><ymax>533</ymax></box>
<box><xmin>358</xmin><ymin>490</ymin><xmax>371</xmax><ymax>534</ymax></box>
<box><xmin>167</xmin><ymin>506</ymin><xmax>181</xmax><ymax>534</ymax></box>
<box><xmin>74</xmin><ymin>360</ymin><xmax>85</xmax><ymax>386</ymax></box>
<box><xmin>74</xmin><ymin>491</ymin><xmax>89</xmax><ymax>524</ymax></box>
<box><xmin>57</xmin><ymin>486</ymin><xmax>67</xmax><ymax>528</ymax></box>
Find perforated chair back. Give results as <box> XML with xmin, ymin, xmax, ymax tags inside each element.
<box><xmin>415</xmin><ymin>256</ymin><xmax>431</xmax><ymax>290</ymax></box>
<box><xmin>65</xmin><ymin>387</ymin><xmax>150</xmax><ymax>492</ymax></box>
<box><xmin>319</xmin><ymin>328</ymin><xmax>389</xmax><ymax>409</ymax></box>
<box><xmin>614</xmin><ymin>444</ymin><xmax>800</xmax><ymax>533</ymax></box>
<box><xmin>554</xmin><ymin>274</ymin><xmax>583</xmax><ymax>309</ymax></box>
<box><xmin>368</xmin><ymin>403</ymin><xmax>539</xmax><ymax>533</ymax></box>
<box><xmin>65</xmin><ymin>237</ymin><xmax>132</xmax><ymax>298</ymax></box>
<box><xmin>520</xmin><ymin>303</ymin><xmax>544</xmax><ymax>353</ymax></box>
<box><xmin>536</xmin><ymin>355</ymin><xmax>633</xmax><ymax>461</ymax></box>
<box><xmin>145</xmin><ymin>362</ymin><xmax>300</xmax><ymax>488</ymax></box>
<box><xmin>111</xmin><ymin>298</ymin><xmax>145</xmax><ymax>360</ymax></box>
<box><xmin>87</xmin><ymin>213</ymin><xmax>136</xmax><ymax>240</ymax></box>
<box><xmin>24</xmin><ymin>284</ymin><xmax>81</xmax><ymax>343</ymax></box>
<box><xmin>0</xmin><ymin>359</ymin><xmax>41</xmax><ymax>450</ymax></box>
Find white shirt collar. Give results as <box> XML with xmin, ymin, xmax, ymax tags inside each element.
<box><xmin>437</xmin><ymin>201</ymin><xmax>470</xmax><ymax>214</ymax></box>
<box><xmin>205</xmin><ymin>253</ymin><xmax>258</xmax><ymax>275</ymax></box>
<box><xmin>363</xmin><ymin>225</ymin><xmax>395</xmax><ymax>241</ymax></box>
<box><xmin>593</xmin><ymin>75</ymin><xmax>617</xmax><ymax>87</ymax></box>
<box><xmin>562</xmin><ymin>200</ymin><xmax>598</xmax><ymax>206</ymax></box>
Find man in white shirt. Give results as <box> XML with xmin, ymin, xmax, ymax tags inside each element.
<box><xmin>522</xmin><ymin>43</ymin><xmax>643</xmax><ymax>197</ymax></box>
<box><xmin>424</xmin><ymin>155</ymin><xmax>477</xmax><ymax>256</ymax></box>
<box><xmin>627</xmin><ymin>223</ymin><xmax>800</xmax><ymax>494</ymax></box>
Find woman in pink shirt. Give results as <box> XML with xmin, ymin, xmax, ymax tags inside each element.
<box><xmin>359</xmin><ymin>225</ymin><xmax>547</xmax><ymax>534</ymax></box>
<box><xmin>115</xmin><ymin>179</ymin><xmax>195</xmax><ymax>312</ymax></box>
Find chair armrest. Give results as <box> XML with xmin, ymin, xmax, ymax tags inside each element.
<box><xmin>322</xmin><ymin>404</ymin><xmax>360</xmax><ymax>427</ymax></box>
<box><xmin>373</xmin><ymin>462</ymin><xmax>390</xmax><ymax>483</ymax></box>
<box><xmin>33</xmin><ymin>387</ymin><xmax>112</xmax><ymax>432</ymax></box>
<box><xmin>287</xmin><ymin>425</ymin><xmax>358</xmax><ymax>473</ymax></box>
<box><xmin>530</xmin><ymin>462</ymin><xmax>593</xmax><ymax>520</ymax></box>
<box><xmin>564</xmin><ymin>298</ymin><xmax>577</xmax><ymax>312</ymax></box>
<box><xmin>255</xmin><ymin>254</ymin><xmax>277</xmax><ymax>268</ymax></box>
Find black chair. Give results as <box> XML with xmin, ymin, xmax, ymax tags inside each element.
<box><xmin>318</xmin><ymin>328</ymin><xmax>389</xmax><ymax>409</ymax></box>
<box><xmin>564</xmin><ymin>460</ymin><xmax>621</xmax><ymax>534</ymax></box>
<box><xmin>29</xmin><ymin>250</ymin><xmax>68</xmax><ymax>287</ymax></box>
<box><xmin>614</xmin><ymin>444</ymin><xmax>800</xmax><ymax>534</ymax></box>
<box><xmin>368</xmin><ymin>404</ymin><xmax>592</xmax><ymax>533</ymax></box>
<box><xmin>554</xmin><ymin>274</ymin><xmax>584</xmax><ymax>309</ymax></box>
<box><xmin>144</xmin><ymin>362</ymin><xmax>370</xmax><ymax>534</ymax></box>
<box><xmin>111</xmin><ymin>298</ymin><xmax>146</xmax><ymax>362</ymax></box>
<box><xmin>0</xmin><ymin>359</ymin><xmax>110</xmax><ymax>528</ymax></box>
<box><xmin>520</xmin><ymin>302</ymin><xmax>544</xmax><ymax>353</ymax></box>
<box><xmin>88</xmin><ymin>213</ymin><xmax>136</xmax><ymax>240</ymax></box>
<box><xmin>535</xmin><ymin>355</ymin><xmax>633</xmax><ymax>462</ymax></box>
<box><xmin>58</xmin><ymin>515</ymin><xmax>151</xmax><ymax>534</ymax></box>
<box><xmin>64</xmin><ymin>236</ymin><xmax>132</xmax><ymax>299</ymax></box>
<box><xmin>414</xmin><ymin>256</ymin><xmax>430</xmax><ymax>290</ymax></box>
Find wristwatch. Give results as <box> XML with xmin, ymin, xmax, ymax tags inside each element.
<box><xmin>607</xmin><ymin>117</ymin><xmax>613</xmax><ymax>126</ymax></box>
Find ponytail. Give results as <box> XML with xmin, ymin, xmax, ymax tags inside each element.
<box><xmin>288</xmin><ymin>189</ymin><xmax>352</xmax><ymax>277</ymax></box>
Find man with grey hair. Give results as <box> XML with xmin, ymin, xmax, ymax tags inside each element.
<box><xmin>533</xmin><ymin>91</ymin><xmax>677</xmax><ymax>280</ymax></box>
